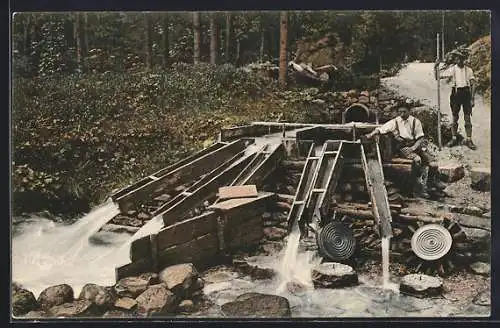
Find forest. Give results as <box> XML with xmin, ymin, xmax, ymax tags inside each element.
<box><xmin>11</xmin><ymin>11</ymin><xmax>490</xmax><ymax>217</ymax></box>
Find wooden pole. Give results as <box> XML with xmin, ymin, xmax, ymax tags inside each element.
<box><xmin>436</xmin><ymin>33</ymin><xmax>442</xmax><ymax>150</ymax></box>
<box><xmin>441</xmin><ymin>11</ymin><xmax>445</xmax><ymax>60</ymax></box>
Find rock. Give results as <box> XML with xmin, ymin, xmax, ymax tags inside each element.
<box><xmin>193</xmin><ymin>278</ymin><xmax>205</xmax><ymax>291</ymax></box>
<box><xmin>473</xmin><ymin>289</ymin><xmax>491</xmax><ymax>306</ymax></box>
<box><xmin>139</xmin><ymin>272</ymin><xmax>161</xmax><ymax>285</ymax></box>
<box><xmin>347</xmin><ymin>89</ymin><xmax>358</xmax><ymax>97</ymax></box>
<box><xmin>470</xmin><ymin>168</ymin><xmax>491</xmax><ymax>191</ymax></box>
<box><xmin>114</xmin><ymin>277</ymin><xmax>150</xmax><ymax>298</ymax></box>
<box><xmin>137</xmin><ymin>212</ymin><xmax>150</xmax><ymax>220</ymax></box>
<box><xmin>126</xmin><ymin>210</ymin><xmax>137</xmax><ymax>216</ymax></box>
<box><xmin>136</xmin><ymin>285</ymin><xmax>178</xmax><ymax>316</ymax></box>
<box><xmin>439</xmin><ymin>164</ymin><xmax>465</xmax><ymax>182</ymax></box>
<box><xmin>48</xmin><ymin>299</ymin><xmax>97</xmax><ymax>318</ymax></box>
<box><xmin>286</xmin><ymin>281</ymin><xmax>306</xmax><ymax>294</ymax></box>
<box><xmin>12</xmin><ymin>289</ymin><xmax>39</xmax><ymax>316</ymax></box>
<box><xmin>37</xmin><ymin>284</ymin><xmax>74</xmax><ymax>311</ymax></box>
<box><xmin>311</xmin><ymin>262</ymin><xmax>358</xmax><ymax>288</ymax></box>
<box><xmin>263</xmin><ymin>227</ymin><xmax>287</xmax><ymax>241</ymax></box>
<box><xmin>102</xmin><ymin>310</ymin><xmax>134</xmax><ymax>318</ymax></box>
<box><xmin>221</xmin><ymin>293</ymin><xmax>291</xmax><ymax>318</ymax></box>
<box><xmin>114</xmin><ymin>297</ymin><xmax>137</xmax><ymax>311</ymax></box>
<box><xmin>154</xmin><ymin>194</ymin><xmax>172</xmax><ymax>202</ymax></box>
<box><xmin>111</xmin><ymin>216</ymin><xmax>143</xmax><ymax>227</ymax></box>
<box><xmin>358</xmin><ymin>95</ymin><xmax>370</xmax><ymax>104</ymax></box>
<box><xmin>177</xmin><ymin>300</ymin><xmax>195</xmax><ymax>313</ymax></box>
<box><xmin>78</xmin><ymin>284</ymin><xmax>115</xmax><ymax>309</ymax></box>
<box><xmin>159</xmin><ymin>263</ymin><xmax>198</xmax><ymax>298</ymax></box>
<box><xmin>470</xmin><ymin>262</ymin><xmax>490</xmax><ymax>276</ymax></box>
<box><xmin>399</xmin><ymin>274</ymin><xmax>443</xmax><ymax>298</ymax></box>
<box><xmin>249</xmin><ymin>267</ymin><xmax>276</xmax><ymax>280</ymax></box>
<box><xmin>464</xmin><ymin>206</ymin><xmax>484</xmax><ymax>217</ymax></box>
<box><xmin>22</xmin><ymin>310</ymin><xmax>46</xmax><ymax>318</ymax></box>
<box><xmin>483</xmin><ymin>211</ymin><xmax>491</xmax><ymax>219</ymax></box>
<box><xmin>273</xmin><ymin>212</ymin><xmax>288</xmax><ymax>222</ymax></box>
<box><xmin>12</xmin><ymin>282</ymin><xmax>23</xmax><ymax>293</ymax></box>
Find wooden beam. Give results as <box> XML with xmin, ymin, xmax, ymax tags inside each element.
<box><xmin>115</xmin><ymin>258</ymin><xmax>152</xmax><ymax>282</ymax></box>
<box><xmin>161</xmin><ymin>154</ymin><xmax>256</xmax><ymax>226</ymax></box>
<box><xmin>116</xmin><ymin>139</ymin><xmax>248</xmax><ymax>212</ymax></box>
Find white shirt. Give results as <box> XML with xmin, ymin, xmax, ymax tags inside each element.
<box><xmin>442</xmin><ymin>64</ymin><xmax>475</xmax><ymax>88</ymax></box>
<box><xmin>376</xmin><ymin>115</ymin><xmax>424</xmax><ymax>141</ymax></box>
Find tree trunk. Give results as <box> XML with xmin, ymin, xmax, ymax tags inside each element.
<box><xmin>162</xmin><ymin>14</ymin><xmax>170</xmax><ymax>68</ymax></box>
<box><xmin>235</xmin><ymin>39</ymin><xmax>241</xmax><ymax>65</ymax></box>
<box><xmin>22</xmin><ymin>14</ymin><xmax>31</xmax><ymax>56</ymax></box>
<box><xmin>83</xmin><ymin>13</ymin><xmax>89</xmax><ymax>53</ymax></box>
<box><xmin>209</xmin><ymin>13</ymin><xmax>218</xmax><ymax>65</ymax></box>
<box><xmin>144</xmin><ymin>14</ymin><xmax>153</xmax><ymax>70</ymax></box>
<box><xmin>225</xmin><ymin>12</ymin><xmax>232</xmax><ymax>63</ymax></box>
<box><xmin>259</xmin><ymin>19</ymin><xmax>265</xmax><ymax>62</ymax></box>
<box><xmin>279</xmin><ymin>11</ymin><xmax>288</xmax><ymax>88</ymax></box>
<box><xmin>193</xmin><ymin>12</ymin><xmax>201</xmax><ymax>64</ymax></box>
<box><xmin>74</xmin><ymin>13</ymin><xmax>86</xmax><ymax>71</ymax></box>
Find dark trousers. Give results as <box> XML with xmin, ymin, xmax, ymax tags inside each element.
<box><xmin>450</xmin><ymin>86</ymin><xmax>472</xmax><ymax>138</ymax></box>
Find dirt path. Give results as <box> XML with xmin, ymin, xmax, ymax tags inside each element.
<box><xmin>382</xmin><ymin>62</ymin><xmax>491</xmax><ymax>210</ymax></box>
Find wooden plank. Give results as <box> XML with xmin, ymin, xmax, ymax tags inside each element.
<box><xmin>116</xmin><ymin>139</ymin><xmax>248</xmax><ymax>212</ymax></box>
<box><xmin>115</xmin><ymin>258</ymin><xmax>152</xmax><ymax>282</ymax></box>
<box><xmin>209</xmin><ymin>192</ymin><xmax>275</xmax><ymax>211</ymax></box>
<box><xmin>130</xmin><ymin>235</ymin><xmax>151</xmax><ymax>262</ymax></box>
<box><xmin>110</xmin><ymin>142</ymin><xmax>226</xmax><ymax>201</ymax></box>
<box><xmin>156</xmin><ymin>211</ymin><xmax>219</xmax><ymax>251</ymax></box>
<box><xmin>161</xmin><ymin>154</ymin><xmax>257</xmax><ymax>226</ymax></box>
<box><xmin>243</xmin><ymin>144</ymin><xmax>285</xmax><ymax>187</ymax></box>
<box><xmin>157</xmin><ymin>233</ymin><xmax>219</xmax><ymax>269</ymax></box>
<box><xmin>218</xmin><ymin>185</ymin><xmax>259</xmax><ymax>200</ymax></box>
<box><xmin>151</xmin><ymin>150</ymin><xmax>248</xmax><ymax>217</ymax></box>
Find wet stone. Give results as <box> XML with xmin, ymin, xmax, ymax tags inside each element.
<box><xmin>470</xmin><ymin>262</ymin><xmax>490</xmax><ymax>276</ymax></box>
<box><xmin>263</xmin><ymin>227</ymin><xmax>287</xmax><ymax>241</ymax></box>
<box><xmin>114</xmin><ymin>297</ymin><xmax>137</xmax><ymax>311</ymax></box>
<box><xmin>464</xmin><ymin>206</ymin><xmax>484</xmax><ymax>217</ymax></box>
<box><xmin>137</xmin><ymin>212</ymin><xmax>150</xmax><ymax>220</ymax></box>
<box><xmin>178</xmin><ymin>300</ymin><xmax>195</xmax><ymax>313</ymax></box>
<box><xmin>114</xmin><ymin>277</ymin><xmax>150</xmax><ymax>298</ymax></box>
<box><xmin>221</xmin><ymin>293</ymin><xmax>291</xmax><ymax>318</ymax></box>
<box><xmin>136</xmin><ymin>285</ymin><xmax>178</xmax><ymax>317</ymax></box>
<box><xmin>399</xmin><ymin>274</ymin><xmax>443</xmax><ymax>298</ymax></box>
<box><xmin>102</xmin><ymin>309</ymin><xmax>135</xmax><ymax>318</ymax></box>
<box><xmin>12</xmin><ymin>289</ymin><xmax>39</xmax><ymax>316</ymax></box>
<box><xmin>160</xmin><ymin>263</ymin><xmax>198</xmax><ymax>298</ymax></box>
<box><xmin>48</xmin><ymin>299</ymin><xmax>97</xmax><ymax>318</ymax></box>
<box><xmin>37</xmin><ymin>284</ymin><xmax>74</xmax><ymax>311</ymax></box>
<box><xmin>79</xmin><ymin>284</ymin><xmax>116</xmax><ymax>309</ymax></box>
<box><xmin>312</xmin><ymin>263</ymin><xmax>359</xmax><ymax>288</ymax></box>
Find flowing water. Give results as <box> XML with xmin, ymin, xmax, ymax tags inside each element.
<box><xmin>12</xmin><ymin>200</ymin><xmax>129</xmax><ymax>297</ymax></box>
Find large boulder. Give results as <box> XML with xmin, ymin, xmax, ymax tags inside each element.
<box><xmin>114</xmin><ymin>276</ymin><xmax>150</xmax><ymax>298</ymax></box>
<box><xmin>78</xmin><ymin>284</ymin><xmax>116</xmax><ymax>309</ymax></box>
<box><xmin>12</xmin><ymin>289</ymin><xmax>39</xmax><ymax>316</ymax></box>
<box><xmin>135</xmin><ymin>285</ymin><xmax>178</xmax><ymax>317</ymax></box>
<box><xmin>471</xmin><ymin>168</ymin><xmax>491</xmax><ymax>191</ymax></box>
<box><xmin>399</xmin><ymin>274</ymin><xmax>443</xmax><ymax>298</ymax></box>
<box><xmin>159</xmin><ymin>263</ymin><xmax>198</xmax><ymax>298</ymax></box>
<box><xmin>47</xmin><ymin>299</ymin><xmax>97</xmax><ymax>318</ymax></box>
<box><xmin>439</xmin><ymin>163</ymin><xmax>465</xmax><ymax>182</ymax></box>
<box><xmin>311</xmin><ymin>262</ymin><xmax>359</xmax><ymax>288</ymax></box>
<box><xmin>221</xmin><ymin>293</ymin><xmax>291</xmax><ymax>318</ymax></box>
<box><xmin>37</xmin><ymin>284</ymin><xmax>74</xmax><ymax>311</ymax></box>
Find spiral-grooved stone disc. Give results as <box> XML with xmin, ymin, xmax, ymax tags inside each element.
<box><xmin>411</xmin><ymin>224</ymin><xmax>453</xmax><ymax>261</ymax></box>
<box><xmin>317</xmin><ymin>222</ymin><xmax>356</xmax><ymax>261</ymax></box>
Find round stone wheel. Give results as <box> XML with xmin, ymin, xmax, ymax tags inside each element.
<box><xmin>316</xmin><ymin>221</ymin><xmax>356</xmax><ymax>261</ymax></box>
<box><xmin>411</xmin><ymin>224</ymin><xmax>453</xmax><ymax>261</ymax></box>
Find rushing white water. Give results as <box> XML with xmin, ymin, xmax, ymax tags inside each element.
<box><xmin>12</xmin><ymin>200</ymin><xmax>125</xmax><ymax>297</ymax></box>
<box><xmin>381</xmin><ymin>237</ymin><xmax>398</xmax><ymax>292</ymax></box>
<box><xmin>275</xmin><ymin>228</ymin><xmax>322</xmax><ymax>293</ymax></box>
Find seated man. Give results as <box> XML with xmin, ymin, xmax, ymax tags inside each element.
<box><xmin>363</xmin><ymin>102</ymin><xmax>446</xmax><ymax>198</ymax></box>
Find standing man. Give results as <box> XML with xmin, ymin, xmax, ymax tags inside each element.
<box><xmin>363</xmin><ymin>102</ymin><xmax>446</xmax><ymax>199</ymax></box>
<box><xmin>435</xmin><ymin>52</ymin><xmax>477</xmax><ymax>150</ymax></box>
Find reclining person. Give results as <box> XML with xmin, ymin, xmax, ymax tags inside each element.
<box><xmin>363</xmin><ymin>102</ymin><xmax>446</xmax><ymax>198</ymax></box>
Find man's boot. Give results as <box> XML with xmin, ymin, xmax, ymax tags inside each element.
<box><xmin>413</xmin><ymin>166</ymin><xmax>430</xmax><ymax>199</ymax></box>
<box><xmin>445</xmin><ymin>123</ymin><xmax>459</xmax><ymax>147</ymax></box>
<box><xmin>428</xmin><ymin>166</ymin><xmax>447</xmax><ymax>190</ymax></box>
<box><xmin>463</xmin><ymin>117</ymin><xmax>477</xmax><ymax>150</ymax></box>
